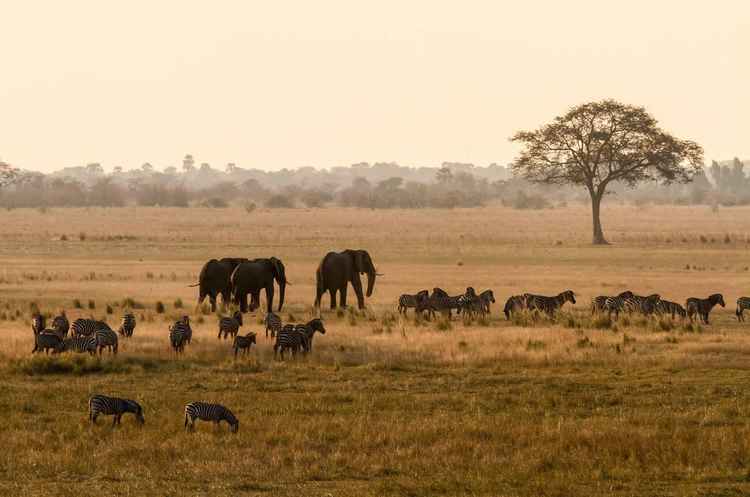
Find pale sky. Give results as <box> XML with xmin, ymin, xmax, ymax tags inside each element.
<box><xmin>1</xmin><ymin>0</ymin><xmax>747</xmax><ymax>172</ymax></box>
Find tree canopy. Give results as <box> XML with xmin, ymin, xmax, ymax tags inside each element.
<box><xmin>511</xmin><ymin>100</ymin><xmax>704</xmax><ymax>244</ymax></box>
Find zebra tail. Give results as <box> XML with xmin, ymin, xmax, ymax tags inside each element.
<box><xmin>737</xmin><ymin>305</ymin><xmax>742</xmax><ymax>317</ymax></box>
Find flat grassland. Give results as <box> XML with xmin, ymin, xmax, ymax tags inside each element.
<box><xmin>2</xmin><ymin>205</ymin><xmax>750</xmax><ymax>496</ymax></box>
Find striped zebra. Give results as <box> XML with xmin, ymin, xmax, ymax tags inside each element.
<box><xmin>736</xmin><ymin>297</ymin><xmax>750</xmax><ymax>322</ymax></box>
<box><xmin>89</xmin><ymin>394</ymin><xmax>145</xmax><ymax>426</ymax></box>
<box><xmin>118</xmin><ymin>313</ymin><xmax>136</xmax><ymax>337</ymax></box>
<box><xmin>218</xmin><ymin>311</ymin><xmax>243</xmax><ymax>340</ymax></box>
<box><xmin>32</xmin><ymin>331</ymin><xmax>65</xmax><ymax>354</ymax></box>
<box><xmin>31</xmin><ymin>314</ymin><xmax>46</xmax><ymax>335</ymax></box>
<box><xmin>233</xmin><ymin>332</ymin><xmax>257</xmax><ymax>357</ymax></box>
<box><xmin>63</xmin><ymin>335</ymin><xmax>97</xmax><ymax>355</ymax></box>
<box><xmin>398</xmin><ymin>290</ymin><xmax>429</xmax><ymax>315</ymax></box>
<box><xmin>169</xmin><ymin>318</ymin><xmax>192</xmax><ymax>354</ymax></box>
<box><xmin>503</xmin><ymin>295</ymin><xmax>528</xmax><ymax>320</ymax></box>
<box><xmin>655</xmin><ymin>300</ymin><xmax>687</xmax><ymax>320</ymax></box>
<box><xmin>524</xmin><ymin>290</ymin><xmax>576</xmax><ymax>317</ymax></box>
<box><xmin>603</xmin><ymin>291</ymin><xmax>635</xmax><ymax>319</ymax></box>
<box><xmin>265</xmin><ymin>312</ymin><xmax>282</xmax><ymax>338</ymax></box>
<box><xmin>623</xmin><ymin>293</ymin><xmax>661</xmax><ymax>315</ymax></box>
<box><xmin>591</xmin><ymin>296</ymin><xmax>609</xmax><ymax>315</ymax></box>
<box><xmin>95</xmin><ymin>327</ymin><xmax>119</xmax><ymax>355</ymax></box>
<box><xmin>686</xmin><ymin>294</ymin><xmax>725</xmax><ymax>324</ymax></box>
<box><xmin>184</xmin><ymin>402</ymin><xmax>239</xmax><ymax>433</ymax></box>
<box><xmin>273</xmin><ymin>325</ymin><xmax>306</xmax><ymax>359</ymax></box>
<box><xmin>426</xmin><ymin>287</ymin><xmax>472</xmax><ymax>320</ymax></box>
<box><xmin>71</xmin><ymin>318</ymin><xmax>109</xmax><ymax>338</ymax></box>
<box><xmin>477</xmin><ymin>290</ymin><xmax>496</xmax><ymax>315</ymax></box>
<box><xmin>52</xmin><ymin>313</ymin><xmax>69</xmax><ymax>338</ymax></box>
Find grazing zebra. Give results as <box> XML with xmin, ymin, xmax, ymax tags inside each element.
<box><xmin>31</xmin><ymin>313</ymin><xmax>46</xmax><ymax>335</ymax></box>
<box><xmin>427</xmin><ymin>288</ymin><xmax>471</xmax><ymax>320</ymax></box>
<box><xmin>503</xmin><ymin>295</ymin><xmax>528</xmax><ymax>320</ymax></box>
<box><xmin>477</xmin><ymin>290</ymin><xmax>496</xmax><ymax>315</ymax></box>
<box><xmin>623</xmin><ymin>294</ymin><xmax>661</xmax><ymax>315</ymax></box>
<box><xmin>52</xmin><ymin>313</ymin><xmax>69</xmax><ymax>338</ymax></box>
<box><xmin>736</xmin><ymin>297</ymin><xmax>750</xmax><ymax>322</ymax></box>
<box><xmin>232</xmin><ymin>332</ymin><xmax>257</xmax><ymax>357</ymax></box>
<box><xmin>184</xmin><ymin>402</ymin><xmax>239</xmax><ymax>433</ymax></box>
<box><xmin>32</xmin><ymin>331</ymin><xmax>65</xmax><ymax>354</ymax></box>
<box><xmin>89</xmin><ymin>394</ymin><xmax>145</xmax><ymax>426</ymax></box>
<box><xmin>603</xmin><ymin>291</ymin><xmax>635</xmax><ymax>319</ymax></box>
<box><xmin>71</xmin><ymin>318</ymin><xmax>109</xmax><ymax>338</ymax></box>
<box><xmin>524</xmin><ymin>290</ymin><xmax>576</xmax><ymax>317</ymax></box>
<box><xmin>95</xmin><ymin>327</ymin><xmax>119</xmax><ymax>355</ymax></box>
<box><xmin>686</xmin><ymin>294</ymin><xmax>725</xmax><ymax>324</ymax></box>
<box><xmin>118</xmin><ymin>313</ymin><xmax>136</xmax><ymax>337</ymax></box>
<box><xmin>169</xmin><ymin>319</ymin><xmax>191</xmax><ymax>354</ymax></box>
<box><xmin>655</xmin><ymin>300</ymin><xmax>687</xmax><ymax>320</ymax></box>
<box><xmin>218</xmin><ymin>311</ymin><xmax>243</xmax><ymax>340</ymax></box>
<box><xmin>265</xmin><ymin>312</ymin><xmax>282</xmax><ymax>338</ymax></box>
<box><xmin>398</xmin><ymin>290</ymin><xmax>429</xmax><ymax>315</ymax></box>
<box><xmin>591</xmin><ymin>296</ymin><xmax>609</xmax><ymax>315</ymax></box>
<box><xmin>63</xmin><ymin>336</ymin><xmax>97</xmax><ymax>355</ymax></box>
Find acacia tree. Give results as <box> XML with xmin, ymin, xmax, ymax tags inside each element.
<box><xmin>0</xmin><ymin>161</ymin><xmax>20</xmax><ymax>188</ymax></box>
<box><xmin>511</xmin><ymin>100</ymin><xmax>704</xmax><ymax>244</ymax></box>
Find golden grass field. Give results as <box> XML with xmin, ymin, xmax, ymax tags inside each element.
<box><xmin>3</xmin><ymin>204</ymin><xmax>750</xmax><ymax>496</ymax></box>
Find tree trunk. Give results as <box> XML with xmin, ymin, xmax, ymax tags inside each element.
<box><xmin>590</xmin><ymin>192</ymin><xmax>609</xmax><ymax>245</ymax></box>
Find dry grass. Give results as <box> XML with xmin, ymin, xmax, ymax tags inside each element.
<box><xmin>2</xmin><ymin>205</ymin><xmax>750</xmax><ymax>496</ymax></box>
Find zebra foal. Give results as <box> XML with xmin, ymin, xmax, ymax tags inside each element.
<box><xmin>233</xmin><ymin>332</ymin><xmax>257</xmax><ymax>357</ymax></box>
<box><xmin>218</xmin><ymin>311</ymin><xmax>243</xmax><ymax>339</ymax></box>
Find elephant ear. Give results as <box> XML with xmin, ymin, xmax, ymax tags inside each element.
<box><xmin>271</xmin><ymin>257</ymin><xmax>284</xmax><ymax>281</ymax></box>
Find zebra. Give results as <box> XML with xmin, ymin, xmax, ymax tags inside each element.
<box><xmin>169</xmin><ymin>318</ymin><xmax>192</xmax><ymax>354</ymax></box>
<box><xmin>736</xmin><ymin>297</ymin><xmax>750</xmax><ymax>322</ymax></box>
<box><xmin>398</xmin><ymin>290</ymin><xmax>429</xmax><ymax>315</ymax></box>
<box><xmin>524</xmin><ymin>290</ymin><xmax>576</xmax><ymax>317</ymax></box>
<box><xmin>71</xmin><ymin>318</ymin><xmax>109</xmax><ymax>338</ymax></box>
<box><xmin>184</xmin><ymin>402</ymin><xmax>239</xmax><ymax>433</ymax></box>
<box><xmin>477</xmin><ymin>290</ymin><xmax>496</xmax><ymax>315</ymax></box>
<box><xmin>686</xmin><ymin>294</ymin><xmax>725</xmax><ymax>324</ymax></box>
<box><xmin>294</xmin><ymin>318</ymin><xmax>326</xmax><ymax>353</ymax></box>
<box><xmin>32</xmin><ymin>331</ymin><xmax>65</xmax><ymax>354</ymax></box>
<box><xmin>118</xmin><ymin>313</ymin><xmax>136</xmax><ymax>337</ymax></box>
<box><xmin>591</xmin><ymin>296</ymin><xmax>609</xmax><ymax>315</ymax></box>
<box><xmin>655</xmin><ymin>300</ymin><xmax>687</xmax><ymax>320</ymax></box>
<box><xmin>218</xmin><ymin>311</ymin><xmax>243</xmax><ymax>340</ymax></box>
<box><xmin>31</xmin><ymin>313</ymin><xmax>46</xmax><ymax>335</ymax></box>
<box><xmin>427</xmin><ymin>288</ymin><xmax>470</xmax><ymax>320</ymax></box>
<box><xmin>456</xmin><ymin>287</ymin><xmax>481</xmax><ymax>317</ymax></box>
<box><xmin>89</xmin><ymin>394</ymin><xmax>145</xmax><ymax>426</ymax></box>
<box><xmin>265</xmin><ymin>312</ymin><xmax>282</xmax><ymax>338</ymax></box>
<box><xmin>274</xmin><ymin>320</ymin><xmax>326</xmax><ymax>358</ymax></box>
<box><xmin>63</xmin><ymin>335</ymin><xmax>97</xmax><ymax>355</ymax></box>
<box><xmin>602</xmin><ymin>291</ymin><xmax>635</xmax><ymax>319</ymax></box>
<box><xmin>51</xmin><ymin>313</ymin><xmax>69</xmax><ymax>338</ymax></box>
<box><xmin>232</xmin><ymin>332</ymin><xmax>257</xmax><ymax>357</ymax></box>
<box><xmin>503</xmin><ymin>295</ymin><xmax>527</xmax><ymax>320</ymax></box>
<box><xmin>623</xmin><ymin>294</ymin><xmax>661</xmax><ymax>315</ymax></box>
<box><xmin>95</xmin><ymin>327</ymin><xmax>119</xmax><ymax>355</ymax></box>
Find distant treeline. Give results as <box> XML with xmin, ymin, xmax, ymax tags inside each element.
<box><xmin>0</xmin><ymin>155</ymin><xmax>746</xmax><ymax>209</ymax></box>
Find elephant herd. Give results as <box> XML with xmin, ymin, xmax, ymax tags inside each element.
<box><xmin>192</xmin><ymin>249</ymin><xmax>382</xmax><ymax>313</ymax></box>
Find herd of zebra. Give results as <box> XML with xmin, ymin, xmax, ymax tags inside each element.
<box><xmin>30</xmin><ymin>308</ymin><xmax>326</xmax><ymax>360</ymax></box>
<box><xmin>398</xmin><ymin>287</ymin><xmax>750</xmax><ymax>325</ymax></box>
<box><xmin>89</xmin><ymin>394</ymin><xmax>239</xmax><ymax>432</ymax></box>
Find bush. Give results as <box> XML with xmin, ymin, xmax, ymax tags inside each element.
<box><xmin>511</xmin><ymin>191</ymin><xmax>550</xmax><ymax>210</ymax></box>
<box><xmin>266</xmin><ymin>194</ymin><xmax>295</xmax><ymax>208</ymax></box>
<box><xmin>198</xmin><ymin>197</ymin><xmax>229</xmax><ymax>208</ymax></box>
<box><xmin>87</xmin><ymin>299</ymin><xmax>95</xmax><ymax>310</ymax></box>
<box><xmin>173</xmin><ymin>298</ymin><xmax>183</xmax><ymax>309</ymax></box>
<box><xmin>106</xmin><ymin>304</ymin><xmax>113</xmax><ymax>315</ymax></box>
<box><xmin>244</xmin><ymin>202</ymin><xmax>257</xmax><ymax>213</ymax></box>
<box><xmin>155</xmin><ymin>301</ymin><xmax>166</xmax><ymax>314</ymax></box>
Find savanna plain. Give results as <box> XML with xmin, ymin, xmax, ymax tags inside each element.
<box><xmin>3</xmin><ymin>205</ymin><xmax>750</xmax><ymax>497</ymax></box>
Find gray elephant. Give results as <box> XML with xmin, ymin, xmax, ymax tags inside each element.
<box><xmin>315</xmin><ymin>249</ymin><xmax>380</xmax><ymax>310</ymax></box>
<box><xmin>230</xmin><ymin>257</ymin><xmax>288</xmax><ymax>313</ymax></box>
<box><xmin>190</xmin><ymin>258</ymin><xmax>248</xmax><ymax>312</ymax></box>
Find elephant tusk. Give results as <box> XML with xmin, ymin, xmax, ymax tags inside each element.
<box><xmin>285</xmin><ymin>281</ymin><xmax>292</xmax><ymax>286</ymax></box>
<box><xmin>376</xmin><ymin>273</ymin><xmax>384</xmax><ymax>276</ymax></box>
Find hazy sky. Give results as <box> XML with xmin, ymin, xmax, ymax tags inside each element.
<box><xmin>1</xmin><ymin>1</ymin><xmax>747</xmax><ymax>172</ymax></box>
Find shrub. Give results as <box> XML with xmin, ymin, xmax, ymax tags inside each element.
<box><xmin>435</xmin><ymin>318</ymin><xmax>452</xmax><ymax>331</ymax></box>
<box><xmin>155</xmin><ymin>301</ymin><xmax>166</xmax><ymax>314</ymax></box>
<box><xmin>173</xmin><ymin>298</ymin><xmax>183</xmax><ymax>309</ymax></box>
<box><xmin>79</xmin><ymin>232</ymin><xmax>86</xmax><ymax>241</ymax></box>
<box><xmin>244</xmin><ymin>202</ymin><xmax>256</xmax><ymax>213</ymax></box>
<box><xmin>511</xmin><ymin>190</ymin><xmax>550</xmax><ymax>210</ymax></box>
<box><xmin>106</xmin><ymin>304</ymin><xmax>113</xmax><ymax>314</ymax></box>
<box><xmin>87</xmin><ymin>299</ymin><xmax>95</xmax><ymax>309</ymax></box>
<box><xmin>266</xmin><ymin>194</ymin><xmax>295</xmax><ymax>209</ymax></box>
<box><xmin>73</xmin><ymin>299</ymin><xmax>83</xmax><ymax>309</ymax></box>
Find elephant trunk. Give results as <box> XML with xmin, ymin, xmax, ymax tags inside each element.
<box><xmin>278</xmin><ymin>280</ymin><xmax>286</xmax><ymax>312</ymax></box>
<box><xmin>365</xmin><ymin>269</ymin><xmax>376</xmax><ymax>297</ymax></box>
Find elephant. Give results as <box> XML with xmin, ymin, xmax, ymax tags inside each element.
<box><xmin>190</xmin><ymin>258</ymin><xmax>248</xmax><ymax>312</ymax></box>
<box><xmin>315</xmin><ymin>249</ymin><xmax>381</xmax><ymax>310</ymax></box>
<box><xmin>230</xmin><ymin>257</ymin><xmax>289</xmax><ymax>314</ymax></box>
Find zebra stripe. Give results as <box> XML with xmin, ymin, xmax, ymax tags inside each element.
<box><xmin>63</xmin><ymin>336</ymin><xmax>97</xmax><ymax>355</ymax></box>
<box><xmin>184</xmin><ymin>402</ymin><xmax>238</xmax><ymax>433</ymax></box>
<box><xmin>71</xmin><ymin>318</ymin><xmax>110</xmax><ymax>338</ymax></box>
<box><xmin>52</xmin><ymin>314</ymin><xmax>69</xmax><ymax>338</ymax></box>
<box><xmin>524</xmin><ymin>290</ymin><xmax>576</xmax><ymax>317</ymax></box>
<box><xmin>118</xmin><ymin>313</ymin><xmax>136</xmax><ymax>337</ymax></box>
<box><xmin>398</xmin><ymin>290</ymin><xmax>429</xmax><ymax>315</ymax></box>
<box><xmin>503</xmin><ymin>295</ymin><xmax>527</xmax><ymax>320</ymax></box>
<box><xmin>273</xmin><ymin>325</ymin><xmax>308</xmax><ymax>359</ymax></box>
<box><xmin>737</xmin><ymin>297</ymin><xmax>750</xmax><ymax>322</ymax></box>
<box><xmin>686</xmin><ymin>294</ymin><xmax>725</xmax><ymax>324</ymax></box>
<box><xmin>218</xmin><ymin>311</ymin><xmax>243</xmax><ymax>340</ymax></box>
<box><xmin>233</xmin><ymin>332</ymin><xmax>257</xmax><ymax>357</ymax></box>
<box><xmin>623</xmin><ymin>294</ymin><xmax>661</xmax><ymax>315</ymax></box>
<box><xmin>95</xmin><ymin>327</ymin><xmax>119</xmax><ymax>355</ymax></box>
<box><xmin>603</xmin><ymin>291</ymin><xmax>635</xmax><ymax>319</ymax></box>
<box><xmin>655</xmin><ymin>300</ymin><xmax>686</xmax><ymax>320</ymax></box>
<box><xmin>265</xmin><ymin>312</ymin><xmax>282</xmax><ymax>338</ymax></box>
<box><xmin>89</xmin><ymin>394</ymin><xmax>144</xmax><ymax>426</ymax></box>
<box><xmin>31</xmin><ymin>314</ymin><xmax>46</xmax><ymax>335</ymax></box>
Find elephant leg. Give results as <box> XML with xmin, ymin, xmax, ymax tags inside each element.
<box><xmin>265</xmin><ymin>285</ymin><xmax>274</xmax><ymax>314</ymax></box>
<box><xmin>351</xmin><ymin>279</ymin><xmax>365</xmax><ymax>309</ymax></box>
<box><xmin>329</xmin><ymin>289</ymin><xmax>337</xmax><ymax>310</ymax></box>
<box><xmin>209</xmin><ymin>294</ymin><xmax>217</xmax><ymax>313</ymax></box>
<box><xmin>239</xmin><ymin>293</ymin><xmax>248</xmax><ymax>313</ymax></box>
<box><xmin>340</xmin><ymin>286</ymin><xmax>348</xmax><ymax>308</ymax></box>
